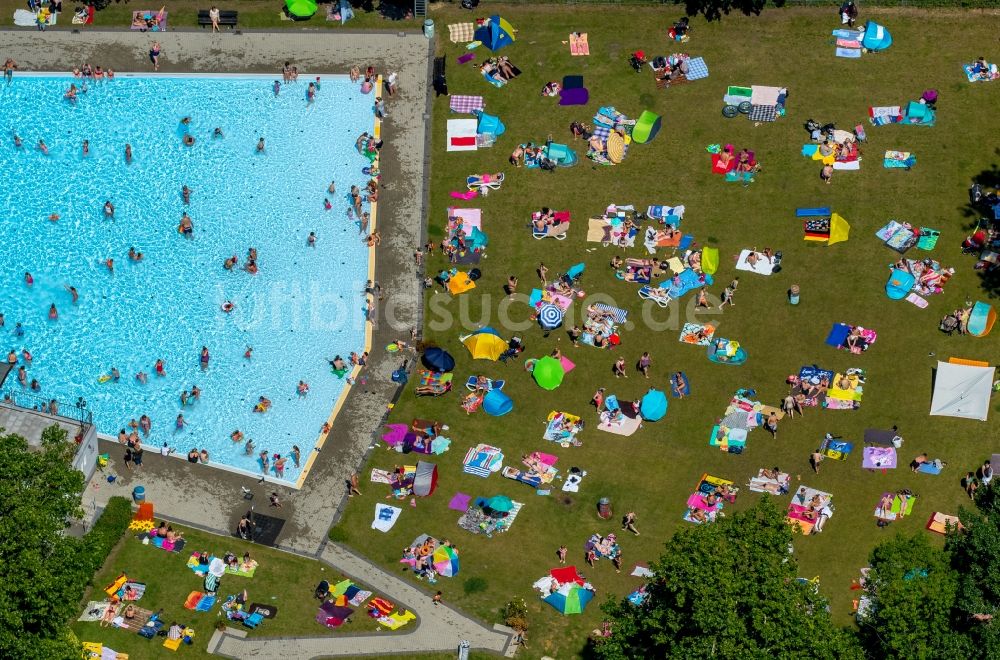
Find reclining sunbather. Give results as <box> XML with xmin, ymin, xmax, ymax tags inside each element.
<box><xmin>467</xmin><ymin>172</ymin><xmax>503</xmax><ymax>188</ymax></box>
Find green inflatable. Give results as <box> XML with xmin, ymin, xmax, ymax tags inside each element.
<box><xmin>532</xmin><ymin>355</ymin><xmax>565</xmax><ymax>390</ymax></box>
<box><xmin>701</xmin><ymin>247</ymin><xmax>719</xmax><ymax>275</ymax></box>
<box><xmin>631</xmin><ymin>110</ymin><xmax>662</xmax><ymax>144</ymax></box>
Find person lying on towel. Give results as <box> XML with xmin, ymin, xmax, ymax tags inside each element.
<box><xmin>467</xmin><ymin>173</ymin><xmax>503</xmax><ymax>188</ymax></box>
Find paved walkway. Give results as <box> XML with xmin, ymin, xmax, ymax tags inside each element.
<box><xmin>209</xmin><ymin>544</ymin><xmax>515</xmax><ymax>658</ymax></box>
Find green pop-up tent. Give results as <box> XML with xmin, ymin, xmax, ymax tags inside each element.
<box><xmin>285</xmin><ymin>0</ymin><xmax>317</xmax><ymax>20</ymax></box>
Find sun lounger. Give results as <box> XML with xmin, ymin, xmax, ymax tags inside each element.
<box><xmin>533</xmin><ymin>222</ymin><xmax>569</xmax><ymax>240</ymax></box>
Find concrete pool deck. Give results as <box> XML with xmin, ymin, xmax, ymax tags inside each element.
<box><xmin>0</xmin><ymin>29</ymin><xmax>516</xmax><ymax>657</ymax></box>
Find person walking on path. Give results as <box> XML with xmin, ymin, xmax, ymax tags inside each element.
<box><xmin>432</xmin><ymin>591</ymin><xmax>442</xmax><ymax>607</ymax></box>
<box><xmin>348</xmin><ymin>472</ymin><xmax>362</xmax><ymax>497</ymax></box>
<box><xmin>622</xmin><ymin>511</ymin><xmax>639</xmax><ymax>535</ymax></box>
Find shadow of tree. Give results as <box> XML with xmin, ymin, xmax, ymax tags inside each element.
<box><xmin>965</xmin><ymin>149</ymin><xmax>1000</xmax><ymax>297</ymax></box>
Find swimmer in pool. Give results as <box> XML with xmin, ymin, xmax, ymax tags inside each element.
<box><xmin>256</xmin><ymin>138</ymin><xmax>265</xmax><ymax>153</ymax></box>
<box><xmin>180</xmin><ymin>390</ymin><xmax>189</xmax><ymax>406</ymax></box>
<box><xmin>324</xmin><ymin>198</ymin><xmax>332</xmax><ymax>210</ymax></box>
<box><xmin>136</xmin><ymin>371</ymin><xmax>148</xmax><ymax>384</ymax></box>
<box><xmin>111</xmin><ymin>367</ymin><xmax>120</xmax><ymax>381</ymax></box>
<box><xmin>182</xmin><ymin>185</ymin><xmax>191</xmax><ymax>204</ymax></box>
<box><xmin>64</xmin><ymin>285</ymin><xmax>78</xmax><ymax>303</ymax></box>
<box><xmin>244</xmin><ymin>438</ymin><xmax>255</xmax><ymax>455</ymax></box>
<box><xmin>128</xmin><ymin>247</ymin><xmax>143</xmax><ymax>261</ymax></box>
<box><xmin>182</xmin><ymin>134</ymin><xmax>195</xmax><ymax>147</ymax></box>
<box><xmin>13</xmin><ymin>132</ymin><xmax>22</xmax><ymax>148</ymax></box>
<box><xmin>104</xmin><ymin>258</ymin><xmax>114</xmax><ymax>273</ymax></box>
<box><xmin>104</xmin><ymin>201</ymin><xmax>114</xmax><ymax>217</ymax></box>
<box><xmin>308</xmin><ymin>232</ymin><xmax>316</xmax><ymax>247</ymax></box>
<box><xmin>231</xmin><ymin>429</ymin><xmax>244</xmax><ymax>443</ymax></box>
<box><xmin>24</xmin><ymin>272</ymin><xmax>33</xmax><ymax>286</ymax></box>
<box><xmin>82</xmin><ymin>140</ymin><xmax>89</xmax><ymax>157</ymax></box>
<box><xmin>244</xmin><ymin>345</ymin><xmax>253</xmax><ymax>360</ymax></box>
<box><xmin>191</xmin><ymin>384</ymin><xmax>201</xmax><ymax>400</ymax></box>
<box><xmin>273</xmin><ymin>80</ymin><xmax>281</xmax><ymax>96</ymax></box>
<box><xmin>213</xmin><ymin>127</ymin><xmax>223</xmax><ymax>138</ymax></box>
<box><xmin>37</xmin><ymin>139</ymin><xmax>48</xmax><ymax>154</ymax></box>
<box><xmin>297</xmin><ymin>380</ymin><xmax>309</xmax><ymax>396</ymax></box>
<box><xmin>179</xmin><ymin>213</ymin><xmax>193</xmax><ymax>237</ymax></box>
<box><xmin>155</xmin><ymin>359</ymin><xmax>166</xmax><ymax>376</ymax></box>
<box><xmin>180</xmin><ymin>117</ymin><xmax>191</xmax><ymax>126</ymax></box>
<box><xmin>200</xmin><ymin>346</ymin><xmax>210</xmax><ymax>369</ymax></box>
<box><xmin>48</xmin><ymin>304</ymin><xmax>57</xmax><ymax>320</ymax></box>
<box><xmin>223</xmin><ymin>255</ymin><xmax>237</xmax><ymax>270</ymax></box>
<box><xmin>328</xmin><ymin>180</ymin><xmax>335</xmax><ymax>194</ymax></box>
<box><xmin>175</xmin><ymin>414</ymin><xmax>186</xmax><ymax>431</ymax></box>
<box><xmin>124</xmin><ymin>143</ymin><xmax>132</xmax><ymax>163</ymax></box>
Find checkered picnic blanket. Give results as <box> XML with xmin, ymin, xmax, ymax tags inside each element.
<box><xmin>748</xmin><ymin>104</ymin><xmax>778</xmax><ymax>122</ymax></box>
<box><xmin>448</xmin><ymin>22</ymin><xmax>475</xmax><ymax>43</ymax></box>
<box><xmin>592</xmin><ymin>303</ymin><xmax>628</xmax><ymax>324</ymax></box>
<box><xmin>449</xmin><ymin>95</ymin><xmax>484</xmax><ymax>114</ymax></box>
<box><xmin>686</xmin><ymin>57</ymin><xmax>709</xmax><ymax>81</ymax></box>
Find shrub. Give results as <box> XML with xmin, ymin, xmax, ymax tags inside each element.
<box><xmin>328</xmin><ymin>526</ymin><xmax>350</xmax><ymax>543</ymax></box>
<box><xmin>503</xmin><ymin>597</ymin><xmax>529</xmax><ymax>631</ymax></box>
<box><xmin>463</xmin><ymin>576</ymin><xmax>489</xmax><ymax>595</ymax></box>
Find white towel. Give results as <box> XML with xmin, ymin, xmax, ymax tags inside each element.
<box><xmin>371</xmin><ymin>504</ymin><xmax>402</xmax><ymax>532</ymax></box>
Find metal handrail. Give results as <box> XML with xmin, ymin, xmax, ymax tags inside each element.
<box><xmin>1</xmin><ymin>389</ymin><xmax>93</xmax><ymax>426</ymax></box>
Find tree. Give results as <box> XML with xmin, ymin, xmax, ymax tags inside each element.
<box><xmin>946</xmin><ymin>483</ymin><xmax>1000</xmax><ymax>654</ymax></box>
<box><xmin>0</xmin><ymin>427</ymin><xmax>86</xmax><ymax>659</ymax></box>
<box><xmin>591</xmin><ymin>498</ymin><xmax>860</xmax><ymax>659</ymax></box>
<box><xmin>678</xmin><ymin>0</ymin><xmax>787</xmax><ymax>22</ymax></box>
<box><xmin>857</xmin><ymin>534</ymin><xmax>970</xmax><ymax>659</ymax></box>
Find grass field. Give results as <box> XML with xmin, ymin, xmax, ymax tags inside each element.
<box><xmin>333</xmin><ymin>4</ymin><xmax>1000</xmax><ymax>657</ymax></box>
<box><xmin>71</xmin><ymin>523</ymin><xmax>381</xmax><ymax>658</ymax></box>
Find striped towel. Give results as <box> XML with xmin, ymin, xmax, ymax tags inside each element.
<box><xmin>449</xmin><ymin>95</ymin><xmax>484</xmax><ymax>114</ymax></box>
<box><xmin>592</xmin><ymin>303</ymin><xmax>628</xmax><ymax>324</ymax></box>
<box><xmin>685</xmin><ymin>57</ymin><xmax>709</xmax><ymax>81</ymax></box>
<box><xmin>448</xmin><ymin>22</ymin><xmax>475</xmax><ymax>43</ymax></box>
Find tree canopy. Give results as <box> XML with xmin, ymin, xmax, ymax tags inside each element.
<box><xmin>678</xmin><ymin>0</ymin><xmax>787</xmax><ymax>22</ymax></box>
<box><xmin>0</xmin><ymin>427</ymin><xmax>86</xmax><ymax>659</ymax></box>
<box><xmin>592</xmin><ymin>498</ymin><xmax>860</xmax><ymax>659</ymax></box>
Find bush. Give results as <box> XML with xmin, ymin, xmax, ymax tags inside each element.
<box><xmin>463</xmin><ymin>576</ymin><xmax>489</xmax><ymax>595</ymax></box>
<box><xmin>503</xmin><ymin>597</ymin><xmax>529</xmax><ymax>631</ymax></box>
<box><xmin>328</xmin><ymin>526</ymin><xmax>350</xmax><ymax>543</ymax></box>
<box><xmin>78</xmin><ymin>497</ymin><xmax>133</xmax><ymax>586</ymax></box>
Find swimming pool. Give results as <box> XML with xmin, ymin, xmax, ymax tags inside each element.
<box><xmin>0</xmin><ymin>74</ymin><xmax>374</xmax><ymax>483</ymax></box>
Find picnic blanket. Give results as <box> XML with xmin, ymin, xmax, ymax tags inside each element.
<box><xmin>14</xmin><ymin>8</ymin><xmax>56</xmax><ymax>26</ymax></box>
<box><xmin>875</xmin><ymin>492</ymin><xmax>916</xmax><ymax>521</ymax></box>
<box><xmin>748</xmin><ymin>104</ymin><xmax>778</xmax><ymax>123</ymax></box>
<box><xmin>748</xmin><ymin>469</ymin><xmax>790</xmax><ymax>494</ymax></box>
<box><xmin>786</xmin><ymin>487</ymin><xmax>833</xmax><ymax>534</ymax></box>
<box><xmin>869</xmin><ymin>105</ymin><xmax>903</xmax><ymax>126</ymax></box>
<box><xmin>79</xmin><ymin>600</ymin><xmax>113</xmax><ymax>622</ymax></box>
<box><xmin>544</xmin><ymin>411</ymin><xmax>583</xmax><ymax>445</ymax></box>
<box><xmin>926</xmin><ymin>511</ymin><xmax>961</xmax><ymax>535</ymax></box>
<box><xmin>449</xmin><ymin>95</ymin><xmax>484</xmax><ymax>114</ymax></box>
<box><xmin>884</xmin><ymin>150</ymin><xmax>916</xmax><ymax>169</ymax></box>
<box><xmin>646</xmin><ymin>204</ymin><xmax>685</xmax><ymax>225</ymax></box>
<box><xmin>685</xmin><ymin>57</ymin><xmax>709</xmax><ymax>81</ymax></box>
<box><xmin>679</xmin><ymin>322</ymin><xmax>716</xmax><ymax>346</ymax></box>
<box><xmin>138</xmin><ymin>532</ymin><xmax>186</xmax><ymax>553</ymax></box>
<box><xmin>447</xmin><ymin>119</ymin><xmax>478</xmax><ymax>152</ymax></box>
<box><xmin>183</xmin><ymin>591</ymin><xmax>216</xmax><ymax>612</ymax></box>
<box><xmin>964</xmin><ymin>62</ymin><xmax>999</xmax><ymax>82</ymax></box>
<box><xmin>131</xmin><ymin>10</ymin><xmax>166</xmax><ymax>31</ymax></box>
<box><xmin>862</xmin><ymin>446</ymin><xmax>897</xmax><ymax>470</ymax></box>
<box><xmin>597</xmin><ymin>411</ymin><xmax>641</xmax><ymax>436</ymax></box>
<box><xmin>819</xmin><ymin>436</ymin><xmax>854</xmax><ymax>460</ymax></box>
<box><xmin>448</xmin><ymin>22</ymin><xmax>475</xmax><ymax>43</ymax></box>
<box><xmin>876</xmin><ymin>220</ymin><xmax>920</xmax><ymax>253</ymax></box>
<box><xmin>825</xmin><ymin>323</ymin><xmax>877</xmax><ymax>353</ymax></box>
<box><xmin>825</xmin><ymin>369</ymin><xmax>865</xmax><ymax>409</ymax></box>
<box><xmin>462</xmin><ymin>443</ymin><xmax>503</xmax><ymax>477</ymax></box>
<box><xmin>372</xmin><ymin>504</ymin><xmax>402</xmax><ymax>533</ymax></box>
<box><xmin>458</xmin><ymin>500</ymin><xmax>524</xmax><ymax>536</ymax></box>
<box><xmin>735</xmin><ymin>249</ymin><xmax>776</xmax><ymax>275</ymax></box>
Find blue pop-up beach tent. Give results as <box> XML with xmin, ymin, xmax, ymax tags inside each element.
<box><xmin>475</xmin><ymin>111</ymin><xmax>506</xmax><ymax>138</ymax></box>
<box><xmin>474</xmin><ymin>16</ymin><xmax>516</xmax><ymax>52</ymax></box>
<box><xmin>861</xmin><ymin>20</ymin><xmax>892</xmax><ymax>52</ymax></box>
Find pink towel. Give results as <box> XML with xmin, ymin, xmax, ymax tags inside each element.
<box><xmin>686</xmin><ymin>492</ymin><xmax>716</xmax><ymax>511</ymax></box>
<box><xmin>559</xmin><ymin>356</ymin><xmax>576</xmax><ymax>373</ymax></box>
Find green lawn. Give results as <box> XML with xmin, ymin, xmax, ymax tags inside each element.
<box><xmin>71</xmin><ymin>523</ymin><xmax>381</xmax><ymax>658</ymax></box>
<box><xmin>0</xmin><ymin>0</ymin><xmax>421</xmax><ymax>29</ymax></box>
<box><xmin>336</xmin><ymin>4</ymin><xmax>1000</xmax><ymax>658</ymax></box>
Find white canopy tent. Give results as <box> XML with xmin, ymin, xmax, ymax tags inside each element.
<box><xmin>929</xmin><ymin>361</ymin><xmax>995</xmax><ymax>421</ymax></box>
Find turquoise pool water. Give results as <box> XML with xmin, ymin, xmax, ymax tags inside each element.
<box><xmin>0</xmin><ymin>74</ymin><xmax>373</xmax><ymax>482</ymax></box>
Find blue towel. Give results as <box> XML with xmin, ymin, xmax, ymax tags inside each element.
<box><xmin>686</xmin><ymin>57</ymin><xmax>709</xmax><ymax>81</ymax></box>
<box><xmin>796</xmin><ymin>207</ymin><xmax>831</xmax><ymax>217</ymax></box>
<box><xmin>801</xmin><ymin>144</ymin><xmax>819</xmax><ymax>157</ymax></box>
<box><xmin>918</xmin><ymin>463</ymin><xmax>942</xmax><ymax>475</ymax></box>
<box><xmin>195</xmin><ymin>594</ymin><xmax>217</xmax><ymax>612</ymax></box>
<box><xmin>836</xmin><ymin>47</ymin><xmax>862</xmax><ymax>59</ymax></box>
<box><xmin>825</xmin><ymin>323</ymin><xmax>851</xmax><ymax>347</ymax></box>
